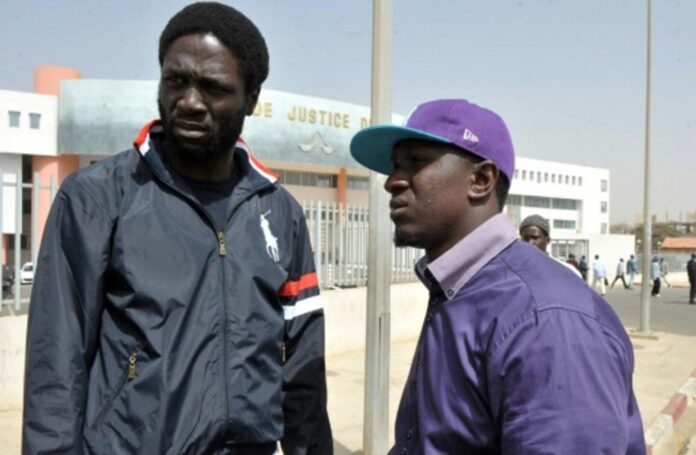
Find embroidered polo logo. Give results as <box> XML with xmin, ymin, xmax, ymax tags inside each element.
<box><xmin>463</xmin><ymin>128</ymin><xmax>479</xmax><ymax>143</ymax></box>
<box><xmin>260</xmin><ymin>210</ymin><xmax>280</xmax><ymax>262</ymax></box>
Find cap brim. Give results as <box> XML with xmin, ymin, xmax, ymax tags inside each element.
<box><xmin>349</xmin><ymin>125</ymin><xmax>452</xmax><ymax>175</ymax></box>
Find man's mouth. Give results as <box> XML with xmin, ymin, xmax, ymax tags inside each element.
<box><xmin>389</xmin><ymin>199</ymin><xmax>409</xmax><ymax>219</ymax></box>
<box><xmin>172</xmin><ymin>120</ymin><xmax>210</xmax><ymax>140</ymax></box>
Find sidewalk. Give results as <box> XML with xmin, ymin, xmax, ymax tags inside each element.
<box><xmin>326</xmin><ymin>330</ymin><xmax>696</xmax><ymax>454</ymax></box>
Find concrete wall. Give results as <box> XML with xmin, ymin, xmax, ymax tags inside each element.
<box><xmin>0</xmin><ymin>315</ymin><xmax>27</xmax><ymax>410</ymax></box>
<box><xmin>587</xmin><ymin>234</ymin><xmax>636</xmax><ymax>283</ymax></box>
<box><xmin>0</xmin><ymin>282</ymin><xmax>428</xmax><ymax>410</ymax></box>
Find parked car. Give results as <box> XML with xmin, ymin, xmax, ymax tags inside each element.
<box><xmin>20</xmin><ymin>262</ymin><xmax>34</xmax><ymax>284</ymax></box>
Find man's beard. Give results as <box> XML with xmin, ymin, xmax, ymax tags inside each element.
<box><xmin>393</xmin><ymin>228</ymin><xmax>424</xmax><ymax>248</ymax></box>
<box><xmin>158</xmin><ymin>100</ymin><xmax>245</xmax><ymax>164</ymax></box>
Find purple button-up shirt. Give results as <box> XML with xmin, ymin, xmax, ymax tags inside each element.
<box><xmin>390</xmin><ymin>214</ymin><xmax>645</xmax><ymax>454</ymax></box>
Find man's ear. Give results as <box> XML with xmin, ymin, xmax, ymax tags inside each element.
<box><xmin>245</xmin><ymin>88</ymin><xmax>260</xmax><ymax>116</ymax></box>
<box><xmin>467</xmin><ymin>160</ymin><xmax>498</xmax><ymax>203</ymax></box>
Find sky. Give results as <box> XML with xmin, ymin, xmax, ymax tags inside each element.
<box><xmin>1</xmin><ymin>0</ymin><xmax>695</xmax><ymax>224</ymax></box>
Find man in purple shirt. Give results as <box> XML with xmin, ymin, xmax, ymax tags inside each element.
<box><xmin>350</xmin><ymin>99</ymin><xmax>645</xmax><ymax>454</ymax></box>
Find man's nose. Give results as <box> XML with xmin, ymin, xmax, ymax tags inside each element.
<box><xmin>178</xmin><ymin>87</ymin><xmax>206</xmax><ymax>113</ymax></box>
<box><xmin>384</xmin><ymin>169</ymin><xmax>408</xmax><ymax>193</ymax></box>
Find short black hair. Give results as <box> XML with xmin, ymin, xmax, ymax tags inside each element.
<box><xmin>494</xmin><ymin>173</ymin><xmax>510</xmax><ymax>212</ymax></box>
<box><xmin>159</xmin><ymin>2</ymin><xmax>269</xmax><ymax>93</ymax></box>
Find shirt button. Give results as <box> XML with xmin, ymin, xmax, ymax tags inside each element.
<box><xmin>406</xmin><ymin>431</ymin><xmax>413</xmax><ymax>440</ymax></box>
<box><xmin>426</xmin><ymin>314</ymin><xmax>432</xmax><ymax>322</ymax></box>
<box><xmin>400</xmin><ymin>448</ymin><xmax>408</xmax><ymax>454</ymax></box>
<box><xmin>447</xmin><ymin>289</ymin><xmax>454</xmax><ymax>297</ymax></box>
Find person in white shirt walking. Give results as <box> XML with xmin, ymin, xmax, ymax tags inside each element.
<box><xmin>592</xmin><ymin>255</ymin><xmax>607</xmax><ymax>296</ymax></box>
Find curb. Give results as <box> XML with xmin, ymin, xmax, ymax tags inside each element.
<box><xmin>645</xmin><ymin>369</ymin><xmax>696</xmax><ymax>454</ymax></box>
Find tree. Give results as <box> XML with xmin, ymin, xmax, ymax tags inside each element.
<box><xmin>610</xmin><ymin>223</ymin><xmax>634</xmax><ymax>235</ymax></box>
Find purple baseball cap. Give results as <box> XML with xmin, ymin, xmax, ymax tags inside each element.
<box><xmin>350</xmin><ymin>99</ymin><xmax>515</xmax><ymax>181</ymax></box>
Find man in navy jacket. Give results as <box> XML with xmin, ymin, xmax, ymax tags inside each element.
<box><xmin>23</xmin><ymin>3</ymin><xmax>331</xmax><ymax>454</ymax></box>
<box><xmin>351</xmin><ymin>99</ymin><xmax>645</xmax><ymax>454</ymax></box>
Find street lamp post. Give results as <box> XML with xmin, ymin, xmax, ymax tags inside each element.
<box><xmin>639</xmin><ymin>0</ymin><xmax>653</xmax><ymax>333</ymax></box>
<box><xmin>364</xmin><ymin>0</ymin><xmax>393</xmax><ymax>453</ymax></box>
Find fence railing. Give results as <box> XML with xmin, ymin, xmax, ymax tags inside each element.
<box><xmin>0</xmin><ymin>172</ymin><xmax>58</xmax><ymax>311</ymax></box>
<box><xmin>302</xmin><ymin>201</ymin><xmax>423</xmax><ymax>288</ymax></box>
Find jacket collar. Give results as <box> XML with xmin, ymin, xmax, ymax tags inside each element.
<box><xmin>133</xmin><ymin>120</ymin><xmax>278</xmax><ymax>195</ymax></box>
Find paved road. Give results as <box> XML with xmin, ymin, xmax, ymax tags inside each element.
<box><xmin>3</xmin><ymin>283</ymin><xmax>695</xmax><ymax>336</ymax></box>
<box><xmin>602</xmin><ymin>285</ymin><xmax>696</xmax><ymax>336</ymax></box>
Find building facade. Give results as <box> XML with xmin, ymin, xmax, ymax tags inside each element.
<box><xmin>2</xmin><ymin>67</ymin><xmax>625</xmax><ymax>276</ymax></box>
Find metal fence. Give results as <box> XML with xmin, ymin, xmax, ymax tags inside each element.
<box><xmin>0</xmin><ymin>172</ymin><xmax>58</xmax><ymax>311</ymax></box>
<box><xmin>302</xmin><ymin>201</ymin><xmax>423</xmax><ymax>288</ymax></box>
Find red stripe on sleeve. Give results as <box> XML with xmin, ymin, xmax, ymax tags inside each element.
<box><xmin>279</xmin><ymin>273</ymin><xmax>319</xmax><ymax>297</ymax></box>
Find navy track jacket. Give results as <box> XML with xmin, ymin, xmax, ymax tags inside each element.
<box><xmin>23</xmin><ymin>122</ymin><xmax>333</xmax><ymax>454</ymax></box>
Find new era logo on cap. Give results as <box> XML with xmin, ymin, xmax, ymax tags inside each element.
<box><xmin>462</xmin><ymin>129</ymin><xmax>479</xmax><ymax>143</ymax></box>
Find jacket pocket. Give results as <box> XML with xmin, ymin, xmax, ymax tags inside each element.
<box><xmin>92</xmin><ymin>345</ymin><xmax>141</xmax><ymax>429</ymax></box>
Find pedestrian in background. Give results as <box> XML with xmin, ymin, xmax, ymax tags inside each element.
<box><xmin>627</xmin><ymin>254</ymin><xmax>638</xmax><ymax>289</ymax></box>
<box><xmin>518</xmin><ymin>214</ymin><xmax>582</xmax><ymax>278</ymax></box>
<box><xmin>660</xmin><ymin>257</ymin><xmax>671</xmax><ymax>288</ymax></box>
<box><xmin>592</xmin><ymin>254</ymin><xmax>607</xmax><ymax>296</ymax></box>
<box><xmin>651</xmin><ymin>257</ymin><xmax>662</xmax><ymax>297</ymax></box>
<box><xmin>566</xmin><ymin>253</ymin><xmax>580</xmax><ymax>273</ymax></box>
<box><xmin>610</xmin><ymin>258</ymin><xmax>629</xmax><ymax>289</ymax></box>
<box><xmin>350</xmin><ymin>98</ymin><xmax>645</xmax><ymax>454</ymax></box>
<box><xmin>579</xmin><ymin>255</ymin><xmax>589</xmax><ymax>282</ymax></box>
<box><xmin>687</xmin><ymin>253</ymin><xmax>696</xmax><ymax>304</ymax></box>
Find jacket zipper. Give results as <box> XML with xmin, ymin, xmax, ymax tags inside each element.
<box><xmin>128</xmin><ymin>351</ymin><xmax>138</xmax><ymax>380</ymax></box>
<box><xmin>93</xmin><ymin>347</ymin><xmax>139</xmax><ymax>428</ymax></box>
<box><xmin>218</xmin><ymin>232</ymin><xmax>227</xmax><ymax>256</ymax></box>
<box><xmin>139</xmin><ymin>152</ymin><xmax>272</xmax><ymax>425</ymax></box>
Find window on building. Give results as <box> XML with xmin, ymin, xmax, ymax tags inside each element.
<box><xmin>29</xmin><ymin>113</ymin><xmax>41</xmax><ymax>129</ymax></box>
<box><xmin>544</xmin><ymin>172</ymin><xmax>549</xmax><ymax>182</ymax></box>
<box><xmin>601</xmin><ymin>179</ymin><xmax>608</xmax><ymax>191</ymax></box>
<box><xmin>8</xmin><ymin>110</ymin><xmax>20</xmax><ymax>127</ymax></box>
<box><xmin>601</xmin><ymin>201</ymin><xmax>608</xmax><ymax>213</ymax></box>
<box><xmin>273</xmin><ymin>169</ymin><xmax>337</xmax><ymax>188</ymax></box>
<box><xmin>524</xmin><ymin>196</ymin><xmax>551</xmax><ymax>208</ymax></box>
<box><xmin>514</xmin><ymin>169</ymin><xmax>519</xmax><ymax>179</ymax></box>
<box><xmin>529</xmin><ymin>171</ymin><xmax>535</xmax><ymax>181</ymax></box>
<box><xmin>578</xmin><ymin>177</ymin><xmax>583</xmax><ymax>186</ymax></box>
<box><xmin>564</xmin><ymin>175</ymin><xmax>570</xmax><ymax>184</ymax></box>
<box><xmin>506</xmin><ymin>194</ymin><xmax>522</xmax><ymax>206</ymax></box>
<box><xmin>601</xmin><ymin>223</ymin><xmax>608</xmax><ymax>234</ymax></box>
<box><xmin>553</xmin><ymin>219</ymin><xmax>576</xmax><ymax>230</ymax></box>
<box><xmin>537</xmin><ymin>172</ymin><xmax>542</xmax><ymax>183</ymax></box>
<box><xmin>551</xmin><ymin>174</ymin><xmax>556</xmax><ymax>183</ymax></box>
<box><xmin>552</xmin><ymin>198</ymin><xmax>577</xmax><ymax>210</ymax></box>
<box><xmin>522</xmin><ymin>170</ymin><xmax>527</xmax><ymax>180</ymax></box>
<box><xmin>347</xmin><ymin>176</ymin><xmax>369</xmax><ymax>190</ymax></box>
<box><xmin>572</xmin><ymin>176</ymin><xmax>576</xmax><ymax>185</ymax></box>
<box><xmin>315</xmin><ymin>174</ymin><xmax>337</xmax><ymax>188</ymax></box>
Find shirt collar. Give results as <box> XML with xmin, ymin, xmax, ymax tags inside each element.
<box><xmin>417</xmin><ymin>213</ymin><xmax>518</xmax><ymax>301</ymax></box>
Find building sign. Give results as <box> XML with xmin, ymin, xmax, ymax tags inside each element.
<box><xmin>58</xmin><ymin>82</ymin><xmax>402</xmax><ymax>169</ymax></box>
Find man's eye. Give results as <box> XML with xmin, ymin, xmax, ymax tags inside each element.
<box><xmin>165</xmin><ymin>76</ymin><xmax>185</xmax><ymax>85</ymax></box>
<box><xmin>205</xmin><ymin>83</ymin><xmax>231</xmax><ymax>94</ymax></box>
